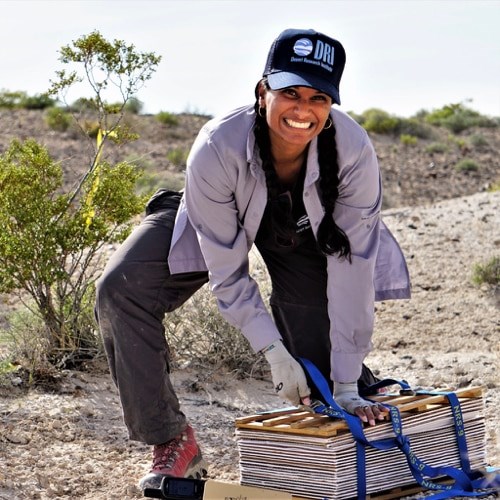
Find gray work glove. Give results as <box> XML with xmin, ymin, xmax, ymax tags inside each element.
<box><xmin>333</xmin><ymin>381</ymin><xmax>367</xmax><ymax>414</ymax></box>
<box><xmin>334</xmin><ymin>381</ymin><xmax>388</xmax><ymax>426</ymax></box>
<box><xmin>263</xmin><ymin>340</ymin><xmax>310</xmax><ymax>406</ymax></box>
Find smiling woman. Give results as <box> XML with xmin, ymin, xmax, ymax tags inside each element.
<box><xmin>259</xmin><ymin>86</ymin><xmax>333</xmax><ymax>171</ymax></box>
<box><xmin>94</xmin><ymin>27</ymin><xmax>411</xmax><ymax>491</ymax></box>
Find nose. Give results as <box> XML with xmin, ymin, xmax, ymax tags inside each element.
<box><xmin>294</xmin><ymin>98</ymin><xmax>311</xmax><ymax>116</ymax></box>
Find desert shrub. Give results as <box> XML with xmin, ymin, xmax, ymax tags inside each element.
<box><xmin>124</xmin><ymin>96</ymin><xmax>143</xmax><ymax>114</ymax></box>
<box><xmin>360</xmin><ymin>108</ymin><xmax>400</xmax><ymax>135</ymax></box>
<box><xmin>425</xmin><ymin>142</ymin><xmax>448</xmax><ymax>154</ymax></box>
<box><xmin>0</xmin><ymin>32</ymin><xmax>160</xmax><ymax>373</ymax></box>
<box><xmin>82</xmin><ymin>119</ymin><xmax>100</xmax><ymax>138</ymax></box>
<box><xmin>347</xmin><ymin>111</ymin><xmax>364</xmax><ymax>125</ymax></box>
<box><xmin>22</xmin><ymin>93</ymin><xmax>56</xmax><ymax>110</ymax></box>
<box><xmin>0</xmin><ymin>90</ymin><xmax>23</xmax><ymax>108</ymax></box>
<box><xmin>0</xmin><ymin>358</ymin><xmax>19</xmax><ymax>384</ymax></box>
<box><xmin>0</xmin><ymin>90</ymin><xmax>55</xmax><ymax>110</ymax></box>
<box><xmin>469</xmin><ymin>134</ymin><xmax>488</xmax><ymax>148</ymax></box>
<box><xmin>135</xmin><ymin>170</ymin><xmax>185</xmax><ymax>195</ymax></box>
<box><xmin>45</xmin><ymin>107</ymin><xmax>72</xmax><ymax>131</ymax></box>
<box><xmin>0</xmin><ymin>309</ymin><xmax>49</xmax><ymax>381</ymax></box>
<box><xmin>69</xmin><ymin>97</ymin><xmax>97</xmax><ymax>112</ymax></box>
<box><xmin>156</xmin><ymin>111</ymin><xmax>179</xmax><ymax>126</ymax></box>
<box><xmin>454</xmin><ymin>158</ymin><xmax>479</xmax><ymax>172</ymax></box>
<box><xmin>447</xmin><ymin>135</ymin><xmax>470</xmax><ymax>152</ymax></box>
<box><xmin>167</xmin><ymin>147</ymin><xmax>189</xmax><ymax>167</ymax></box>
<box><xmin>105</xmin><ymin>101</ymin><xmax>143</xmax><ymax>115</ymax></box>
<box><xmin>398</xmin><ymin>117</ymin><xmax>434</xmax><ymax>139</ymax></box>
<box><xmin>472</xmin><ymin>256</ymin><xmax>500</xmax><ymax>287</ymax></box>
<box><xmin>487</xmin><ymin>181</ymin><xmax>500</xmax><ymax>192</ymax></box>
<box><xmin>164</xmin><ymin>287</ymin><xmax>263</xmax><ymax>377</ymax></box>
<box><xmin>164</xmin><ymin>251</ymin><xmax>269</xmax><ymax>378</ymax></box>
<box><xmin>425</xmin><ymin>103</ymin><xmax>497</xmax><ymax>133</ymax></box>
<box><xmin>400</xmin><ymin>134</ymin><xmax>418</xmax><ymax>146</ymax></box>
<box><xmin>412</xmin><ymin>109</ymin><xmax>429</xmax><ymax>120</ymax></box>
<box><xmin>0</xmin><ymin>139</ymin><xmax>147</xmax><ymax>368</ymax></box>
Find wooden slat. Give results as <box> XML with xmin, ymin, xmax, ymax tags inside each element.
<box><xmin>262</xmin><ymin>411</ymin><xmax>313</xmax><ymax>427</ymax></box>
<box><xmin>290</xmin><ymin>414</ymin><xmax>330</xmax><ymax>428</ymax></box>
<box><xmin>235</xmin><ymin>387</ymin><xmax>484</xmax><ymax>438</ymax></box>
<box><xmin>236</xmin><ymin>408</ymin><xmax>300</xmax><ymax>424</ymax></box>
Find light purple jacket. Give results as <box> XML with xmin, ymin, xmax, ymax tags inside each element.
<box><xmin>168</xmin><ymin>105</ymin><xmax>410</xmax><ymax>382</ymax></box>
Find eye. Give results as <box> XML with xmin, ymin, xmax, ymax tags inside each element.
<box><xmin>281</xmin><ymin>88</ymin><xmax>299</xmax><ymax>98</ymax></box>
<box><xmin>312</xmin><ymin>94</ymin><xmax>329</xmax><ymax>102</ymax></box>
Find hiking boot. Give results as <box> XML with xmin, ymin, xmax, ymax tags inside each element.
<box><xmin>138</xmin><ymin>424</ymin><xmax>208</xmax><ymax>491</ymax></box>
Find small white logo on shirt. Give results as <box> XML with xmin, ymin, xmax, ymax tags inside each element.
<box><xmin>296</xmin><ymin>214</ymin><xmax>311</xmax><ymax>234</ymax></box>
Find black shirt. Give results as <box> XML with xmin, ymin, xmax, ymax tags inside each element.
<box><xmin>254</xmin><ymin>166</ymin><xmax>328</xmax><ymax>305</ymax></box>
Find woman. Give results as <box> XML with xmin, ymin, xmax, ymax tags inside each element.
<box><xmin>95</xmin><ymin>28</ymin><xmax>410</xmax><ymax>491</ymax></box>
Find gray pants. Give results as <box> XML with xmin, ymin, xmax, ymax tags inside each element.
<box><xmin>95</xmin><ymin>192</ymin><xmax>378</xmax><ymax>445</ymax></box>
<box><xmin>95</xmin><ymin>195</ymin><xmax>208</xmax><ymax>445</ymax></box>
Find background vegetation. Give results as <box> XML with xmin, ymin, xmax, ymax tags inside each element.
<box><xmin>0</xmin><ymin>46</ymin><xmax>498</xmax><ymax>385</ymax></box>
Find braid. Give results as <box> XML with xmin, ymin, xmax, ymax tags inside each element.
<box><xmin>316</xmin><ymin>122</ymin><xmax>352</xmax><ymax>261</ymax></box>
<box><xmin>253</xmin><ymin>80</ymin><xmax>351</xmax><ymax>261</ymax></box>
<box><xmin>253</xmin><ymin>98</ymin><xmax>280</xmax><ymax>201</ymax></box>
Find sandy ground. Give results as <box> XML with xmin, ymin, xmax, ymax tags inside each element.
<box><xmin>0</xmin><ymin>191</ymin><xmax>498</xmax><ymax>500</ymax></box>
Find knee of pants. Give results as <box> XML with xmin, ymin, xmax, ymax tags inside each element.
<box><xmin>95</xmin><ymin>260</ymin><xmax>138</xmax><ymax>310</ymax></box>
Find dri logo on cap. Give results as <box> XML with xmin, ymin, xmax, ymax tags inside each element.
<box><xmin>293</xmin><ymin>38</ymin><xmax>334</xmax><ymax>66</ymax></box>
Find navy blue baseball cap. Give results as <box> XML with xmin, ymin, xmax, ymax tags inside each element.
<box><xmin>263</xmin><ymin>29</ymin><xmax>346</xmax><ymax>105</ymax></box>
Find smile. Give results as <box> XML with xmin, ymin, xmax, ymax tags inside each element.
<box><xmin>285</xmin><ymin>118</ymin><xmax>312</xmax><ymax>129</ymax></box>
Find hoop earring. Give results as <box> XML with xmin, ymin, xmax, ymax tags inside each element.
<box><xmin>323</xmin><ymin>117</ymin><xmax>332</xmax><ymax>130</ymax></box>
<box><xmin>258</xmin><ymin>106</ymin><xmax>266</xmax><ymax>118</ymax></box>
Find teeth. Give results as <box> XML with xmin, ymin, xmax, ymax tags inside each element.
<box><xmin>285</xmin><ymin>118</ymin><xmax>311</xmax><ymax>129</ymax></box>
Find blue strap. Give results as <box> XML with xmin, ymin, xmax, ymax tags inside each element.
<box><xmin>298</xmin><ymin>357</ymin><xmax>499</xmax><ymax>499</ymax></box>
<box><xmin>359</xmin><ymin>377</ymin><xmax>413</xmax><ymax>396</ymax></box>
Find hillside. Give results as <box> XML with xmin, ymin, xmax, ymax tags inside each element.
<box><xmin>0</xmin><ymin>108</ymin><xmax>499</xmax><ymax>500</ymax></box>
<box><xmin>1</xmin><ymin>108</ymin><xmax>499</xmax><ymax>209</ymax></box>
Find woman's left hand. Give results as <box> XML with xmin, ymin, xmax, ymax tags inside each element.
<box><xmin>354</xmin><ymin>402</ymin><xmax>389</xmax><ymax>426</ymax></box>
<box><xmin>334</xmin><ymin>381</ymin><xmax>389</xmax><ymax>426</ymax></box>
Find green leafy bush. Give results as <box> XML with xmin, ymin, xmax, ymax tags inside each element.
<box><xmin>0</xmin><ymin>31</ymin><xmax>161</xmax><ymax>373</ymax></box>
<box><xmin>359</xmin><ymin>108</ymin><xmax>401</xmax><ymax>135</ymax></box>
<box><xmin>0</xmin><ymin>139</ymin><xmax>147</xmax><ymax>367</ymax></box>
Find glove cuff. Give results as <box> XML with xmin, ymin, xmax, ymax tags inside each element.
<box><xmin>333</xmin><ymin>381</ymin><xmax>358</xmax><ymax>396</ymax></box>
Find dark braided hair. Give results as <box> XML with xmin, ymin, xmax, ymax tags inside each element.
<box><xmin>253</xmin><ymin>79</ymin><xmax>351</xmax><ymax>261</ymax></box>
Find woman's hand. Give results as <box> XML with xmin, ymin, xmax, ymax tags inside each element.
<box><xmin>334</xmin><ymin>381</ymin><xmax>389</xmax><ymax>426</ymax></box>
<box><xmin>263</xmin><ymin>340</ymin><xmax>311</xmax><ymax>406</ymax></box>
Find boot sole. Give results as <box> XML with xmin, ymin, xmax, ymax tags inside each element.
<box><xmin>185</xmin><ymin>453</ymin><xmax>208</xmax><ymax>479</ymax></box>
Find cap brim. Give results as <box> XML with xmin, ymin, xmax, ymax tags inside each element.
<box><xmin>267</xmin><ymin>72</ymin><xmax>341</xmax><ymax>105</ymax></box>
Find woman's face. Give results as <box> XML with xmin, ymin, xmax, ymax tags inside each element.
<box><xmin>259</xmin><ymin>85</ymin><xmax>332</xmax><ymax>152</ymax></box>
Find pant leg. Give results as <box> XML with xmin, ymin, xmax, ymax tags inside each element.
<box><xmin>95</xmin><ymin>207</ymin><xmax>208</xmax><ymax>445</ymax></box>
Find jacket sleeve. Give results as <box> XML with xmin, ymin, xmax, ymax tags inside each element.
<box><xmin>327</xmin><ymin>136</ymin><xmax>382</xmax><ymax>383</ymax></box>
<box><xmin>184</xmin><ymin>128</ymin><xmax>281</xmax><ymax>352</ymax></box>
